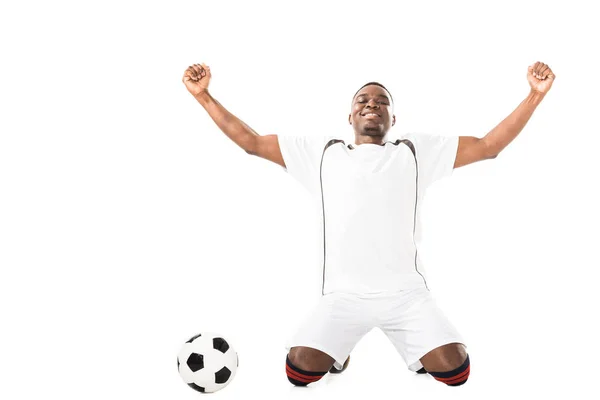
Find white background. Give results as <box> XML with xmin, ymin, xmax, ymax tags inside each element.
<box><xmin>1</xmin><ymin>0</ymin><xmax>598</xmax><ymax>399</ymax></box>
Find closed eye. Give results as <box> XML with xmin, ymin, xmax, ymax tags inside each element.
<box><xmin>356</xmin><ymin>97</ymin><xmax>389</xmax><ymax>105</ymax></box>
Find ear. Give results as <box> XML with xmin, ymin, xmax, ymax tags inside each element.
<box><xmin>392</xmin><ymin>114</ymin><xmax>396</xmax><ymax>126</ymax></box>
<box><xmin>348</xmin><ymin>114</ymin><xmax>352</xmax><ymax>125</ymax></box>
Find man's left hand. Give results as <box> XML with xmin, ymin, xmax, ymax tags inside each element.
<box><xmin>528</xmin><ymin>61</ymin><xmax>556</xmax><ymax>95</ymax></box>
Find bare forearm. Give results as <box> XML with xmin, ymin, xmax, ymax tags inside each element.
<box><xmin>482</xmin><ymin>90</ymin><xmax>546</xmax><ymax>157</ymax></box>
<box><xmin>194</xmin><ymin>91</ymin><xmax>257</xmax><ymax>153</ymax></box>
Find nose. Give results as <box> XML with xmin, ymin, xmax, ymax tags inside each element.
<box><xmin>365</xmin><ymin>99</ymin><xmax>379</xmax><ymax>109</ymax></box>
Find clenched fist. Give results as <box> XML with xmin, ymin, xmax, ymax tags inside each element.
<box><xmin>528</xmin><ymin>61</ymin><xmax>555</xmax><ymax>95</ymax></box>
<box><xmin>183</xmin><ymin>63</ymin><xmax>211</xmax><ymax>97</ymax></box>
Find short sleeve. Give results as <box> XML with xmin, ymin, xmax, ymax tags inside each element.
<box><xmin>403</xmin><ymin>132</ymin><xmax>459</xmax><ymax>191</ymax></box>
<box><xmin>277</xmin><ymin>134</ymin><xmax>336</xmax><ymax>195</ymax></box>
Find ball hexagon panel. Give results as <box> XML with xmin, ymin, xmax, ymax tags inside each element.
<box><xmin>213</xmin><ymin>337</ymin><xmax>229</xmax><ymax>353</ymax></box>
<box><xmin>214</xmin><ymin>367</ymin><xmax>231</xmax><ymax>384</ymax></box>
<box><xmin>188</xmin><ymin>383</ymin><xmax>205</xmax><ymax>393</ymax></box>
<box><xmin>186</xmin><ymin>333</ymin><xmax>202</xmax><ymax>343</ymax></box>
<box><xmin>186</xmin><ymin>353</ymin><xmax>204</xmax><ymax>372</ymax></box>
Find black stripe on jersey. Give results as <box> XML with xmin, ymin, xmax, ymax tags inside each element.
<box><xmin>392</xmin><ymin>139</ymin><xmax>429</xmax><ymax>291</ymax></box>
<box><xmin>320</xmin><ymin>139</ymin><xmax>346</xmax><ymax>295</ymax></box>
<box><xmin>319</xmin><ymin>139</ymin><xmax>428</xmax><ymax>296</ymax></box>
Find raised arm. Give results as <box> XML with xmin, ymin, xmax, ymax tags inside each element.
<box><xmin>454</xmin><ymin>61</ymin><xmax>556</xmax><ymax>169</ymax></box>
<box><xmin>182</xmin><ymin>63</ymin><xmax>286</xmax><ymax>168</ymax></box>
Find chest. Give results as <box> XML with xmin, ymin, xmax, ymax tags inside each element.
<box><xmin>319</xmin><ymin>144</ymin><xmax>418</xmax><ymax>209</ymax></box>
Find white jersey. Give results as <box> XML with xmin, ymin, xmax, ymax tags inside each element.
<box><xmin>277</xmin><ymin>133</ymin><xmax>458</xmax><ymax>295</ymax></box>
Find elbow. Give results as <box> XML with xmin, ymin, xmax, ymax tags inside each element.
<box><xmin>482</xmin><ymin>140</ymin><xmax>498</xmax><ymax>160</ymax></box>
<box><xmin>244</xmin><ymin>136</ymin><xmax>258</xmax><ymax>156</ymax></box>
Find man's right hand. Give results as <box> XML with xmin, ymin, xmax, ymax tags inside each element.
<box><xmin>182</xmin><ymin>62</ymin><xmax>284</xmax><ymax>166</ymax></box>
<box><xmin>183</xmin><ymin>63</ymin><xmax>211</xmax><ymax>97</ymax></box>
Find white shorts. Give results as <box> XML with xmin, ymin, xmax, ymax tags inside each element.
<box><xmin>285</xmin><ymin>287</ymin><xmax>466</xmax><ymax>372</ymax></box>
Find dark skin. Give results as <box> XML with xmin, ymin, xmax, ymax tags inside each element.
<box><xmin>289</xmin><ymin>84</ymin><xmax>467</xmax><ymax>374</ymax></box>
<box><xmin>289</xmin><ymin>342</ymin><xmax>467</xmax><ymax>373</ymax></box>
<box><xmin>186</xmin><ymin>61</ymin><xmax>556</xmax><ymax>379</ymax></box>
<box><xmin>348</xmin><ymin>84</ymin><xmax>396</xmax><ymax>144</ymax></box>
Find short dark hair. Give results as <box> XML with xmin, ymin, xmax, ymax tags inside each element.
<box><xmin>353</xmin><ymin>82</ymin><xmax>393</xmax><ymax>104</ymax></box>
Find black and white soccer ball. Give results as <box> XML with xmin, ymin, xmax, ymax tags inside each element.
<box><xmin>177</xmin><ymin>332</ymin><xmax>238</xmax><ymax>393</ymax></box>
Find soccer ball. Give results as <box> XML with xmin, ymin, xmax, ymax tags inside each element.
<box><xmin>177</xmin><ymin>332</ymin><xmax>238</xmax><ymax>393</ymax></box>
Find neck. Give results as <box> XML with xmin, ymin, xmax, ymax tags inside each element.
<box><xmin>354</xmin><ymin>134</ymin><xmax>386</xmax><ymax>146</ymax></box>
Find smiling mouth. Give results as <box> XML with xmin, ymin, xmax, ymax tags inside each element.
<box><xmin>362</xmin><ymin>113</ymin><xmax>381</xmax><ymax>119</ymax></box>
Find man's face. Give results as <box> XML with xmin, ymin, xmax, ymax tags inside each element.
<box><xmin>349</xmin><ymin>85</ymin><xmax>395</xmax><ymax>138</ymax></box>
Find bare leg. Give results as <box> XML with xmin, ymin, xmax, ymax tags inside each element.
<box><xmin>419</xmin><ymin>343</ymin><xmax>467</xmax><ymax>372</ymax></box>
<box><xmin>288</xmin><ymin>346</ymin><xmax>336</xmax><ymax>372</ymax></box>
<box><xmin>419</xmin><ymin>343</ymin><xmax>470</xmax><ymax>386</ymax></box>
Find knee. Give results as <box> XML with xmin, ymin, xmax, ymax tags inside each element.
<box><xmin>286</xmin><ymin>348</ymin><xmax>331</xmax><ymax>386</ymax></box>
<box><xmin>428</xmin><ymin>354</ymin><xmax>471</xmax><ymax>386</ymax></box>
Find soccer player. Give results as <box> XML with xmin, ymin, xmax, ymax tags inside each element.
<box><xmin>182</xmin><ymin>62</ymin><xmax>555</xmax><ymax>387</ymax></box>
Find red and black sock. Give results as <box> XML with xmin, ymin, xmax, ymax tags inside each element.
<box><xmin>427</xmin><ymin>355</ymin><xmax>470</xmax><ymax>386</ymax></box>
<box><xmin>286</xmin><ymin>355</ymin><xmax>327</xmax><ymax>386</ymax></box>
